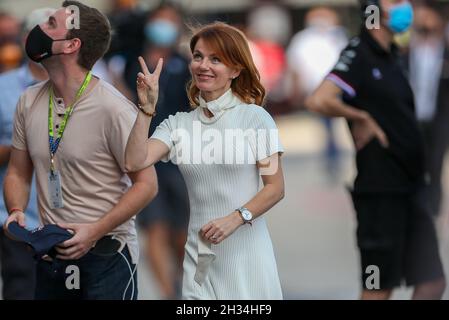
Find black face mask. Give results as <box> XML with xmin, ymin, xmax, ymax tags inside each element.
<box><xmin>25</xmin><ymin>25</ymin><xmax>68</xmax><ymax>63</ymax></box>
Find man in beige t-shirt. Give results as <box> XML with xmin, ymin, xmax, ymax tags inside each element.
<box><xmin>3</xmin><ymin>1</ymin><xmax>157</xmax><ymax>300</ymax></box>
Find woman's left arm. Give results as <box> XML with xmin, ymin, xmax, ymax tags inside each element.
<box><xmin>201</xmin><ymin>153</ymin><xmax>284</xmax><ymax>244</ymax></box>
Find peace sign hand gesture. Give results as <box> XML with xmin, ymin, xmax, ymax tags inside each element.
<box><xmin>136</xmin><ymin>56</ymin><xmax>163</xmax><ymax>113</ymax></box>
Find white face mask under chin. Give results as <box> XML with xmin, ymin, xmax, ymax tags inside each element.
<box><xmin>198</xmin><ymin>89</ymin><xmax>241</xmax><ymax>119</ymax></box>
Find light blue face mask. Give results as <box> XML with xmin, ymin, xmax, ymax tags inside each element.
<box><xmin>387</xmin><ymin>2</ymin><xmax>414</xmax><ymax>34</ymax></box>
<box><xmin>144</xmin><ymin>19</ymin><xmax>179</xmax><ymax>47</ymax></box>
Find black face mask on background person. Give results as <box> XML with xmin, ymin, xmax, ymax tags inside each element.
<box><xmin>25</xmin><ymin>24</ymin><xmax>70</xmax><ymax>63</ymax></box>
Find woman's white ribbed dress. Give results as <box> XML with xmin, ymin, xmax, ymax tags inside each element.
<box><xmin>151</xmin><ymin>89</ymin><xmax>284</xmax><ymax>299</ymax></box>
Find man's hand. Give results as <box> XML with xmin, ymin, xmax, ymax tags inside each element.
<box><xmin>351</xmin><ymin>113</ymin><xmax>389</xmax><ymax>150</ymax></box>
<box><xmin>201</xmin><ymin>212</ymin><xmax>243</xmax><ymax>245</ymax></box>
<box><xmin>55</xmin><ymin>222</ymin><xmax>102</xmax><ymax>260</ymax></box>
<box><xmin>3</xmin><ymin>210</ymin><xmax>26</xmax><ymax>239</ymax></box>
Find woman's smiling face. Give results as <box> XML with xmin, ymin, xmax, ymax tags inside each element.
<box><xmin>190</xmin><ymin>38</ymin><xmax>240</xmax><ymax>102</ymax></box>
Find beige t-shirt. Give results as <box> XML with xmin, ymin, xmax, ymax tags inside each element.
<box><xmin>12</xmin><ymin>78</ymin><xmax>139</xmax><ymax>263</ymax></box>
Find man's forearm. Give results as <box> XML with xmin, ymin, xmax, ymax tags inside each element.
<box><xmin>307</xmin><ymin>95</ymin><xmax>368</xmax><ymax>121</ymax></box>
<box><xmin>3</xmin><ymin>172</ymin><xmax>31</xmax><ymax>215</ymax></box>
<box><xmin>93</xmin><ymin>180</ymin><xmax>157</xmax><ymax>238</ymax></box>
<box><xmin>0</xmin><ymin>145</ymin><xmax>11</xmax><ymax>167</ymax></box>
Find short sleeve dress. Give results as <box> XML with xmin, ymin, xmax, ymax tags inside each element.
<box><xmin>151</xmin><ymin>89</ymin><xmax>284</xmax><ymax>299</ymax></box>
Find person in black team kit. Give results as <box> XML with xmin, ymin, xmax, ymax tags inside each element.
<box><xmin>306</xmin><ymin>0</ymin><xmax>446</xmax><ymax>299</ymax></box>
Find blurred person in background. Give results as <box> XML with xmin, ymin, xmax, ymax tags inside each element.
<box><xmin>105</xmin><ymin>0</ymin><xmax>146</xmax><ymax>99</ymax></box>
<box><xmin>286</xmin><ymin>6</ymin><xmax>348</xmax><ymax>174</ymax></box>
<box><xmin>0</xmin><ymin>8</ymin><xmax>52</xmax><ymax>300</ymax></box>
<box><xmin>246</xmin><ymin>0</ymin><xmax>291</xmax><ymax>113</ymax></box>
<box><xmin>125</xmin><ymin>2</ymin><xmax>190</xmax><ymax>300</ymax></box>
<box><xmin>0</xmin><ymin>12</ymin><xmax>21</xmax><ymax>73</ymax></box>
<box><xmin>306</xmin><ymin>0</ymin><xmax>445</xmax><ymax>299</ymax></box>
<box><xmin>406</xmin><ymin>1</ymin><xmax>449</xmax><ymax>218</ymax></box>
<box><xmin>107</xmin><ymin>0</ymin><xmax>146</xmax><ymax>61</ymax></box>
<box><xmin>287</xmin><ymin>7</ymin><xmax>348</xmax><ymax>107</ymax></box>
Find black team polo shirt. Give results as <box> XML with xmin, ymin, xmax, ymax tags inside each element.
<box><xmin>326</xmin><ymin>27</ymin><xmax>426</xmax><ymax>194</ymax></box>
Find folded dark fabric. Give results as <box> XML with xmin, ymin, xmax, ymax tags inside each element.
<box><xmin>7</xmin><ymin>222</ymin><xmax>73</xmax><ymax>259</ymax></box>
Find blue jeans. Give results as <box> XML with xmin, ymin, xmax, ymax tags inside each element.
<box><xmin>34</xmin><ymin>239</ymin><xmax>138</xmax><ymax>300</ymax></box>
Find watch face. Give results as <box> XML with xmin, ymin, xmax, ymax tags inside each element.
<box><xmin>242</xmin><ymin>209</ymin><xmax>252</xmax><ymax>221</ymax></box>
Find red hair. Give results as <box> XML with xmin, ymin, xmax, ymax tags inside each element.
<box><xmin>188</xmin><ymin>22</ymin><xmax>266</xmax><ymax>107</ymax></box>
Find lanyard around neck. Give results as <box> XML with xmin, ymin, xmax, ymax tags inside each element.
<box><xmin>48</xmin><ymin>71</ymin><xmax>92</xmax><ymax>170</ymax></box>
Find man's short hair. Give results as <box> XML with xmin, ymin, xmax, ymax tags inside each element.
<box><xmin>62</xmin><ymin>0</ymin><xmax>111</xmax><ymax>70</ymax></box>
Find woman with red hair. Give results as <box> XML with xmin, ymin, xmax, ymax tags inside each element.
<box><xmin>126</xmin><ymin>22</ymin><xmax>285</xmax><ymax>299</ymax></box>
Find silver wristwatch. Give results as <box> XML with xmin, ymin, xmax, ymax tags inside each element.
<box><xmin>236</xmin><ymin>207</ymin><xmax>253</xmax><ymax>226</ymax></box>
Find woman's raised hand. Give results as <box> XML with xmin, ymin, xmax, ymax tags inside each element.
<box><xmin>136</xmin><ymin>56</ymin><xmax>163</xmax><ymax>112</ymax></box>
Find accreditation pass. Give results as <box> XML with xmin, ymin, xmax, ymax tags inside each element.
<box><xmin>48</xmin><ymin>170</ymin><xmax>64</xmax><ymax>209</ymax></box>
